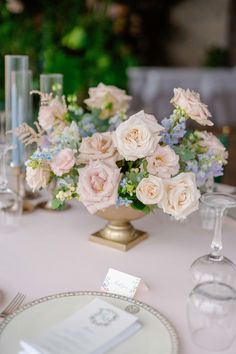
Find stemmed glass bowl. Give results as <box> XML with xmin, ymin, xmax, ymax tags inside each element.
<box><xmin>187</xmin><ymin>281</ymin><xmax>236</xmax><ymax>351</ymax></box>
<box><xmin>191</xmin><ymin>192</ymin><xmax>236</xmax><ymax>286</ymax></box>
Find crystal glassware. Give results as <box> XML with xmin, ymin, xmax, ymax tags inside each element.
<box><xmin>187</xmin><ymin>281</ymin><xmax>236</xmax><ymax>351</ymax></box>
<box><xmin>0</xmin><ymin>143</ymin><xmax>22</xmax><ymax>231</ymax></box>
<box><xmin>5</xmin><ymin>55</ymin><xmax>29</xmax><ymax>167</ymax></box>
<box><xmin>191</xmin><ymin>193</ymin><xmax>236</xmax><ymax>286</ymax></box>
<box><xmin>40</xmin><ymin>73</ymin><xmax>63</xmax><ymax>96</ymax></box>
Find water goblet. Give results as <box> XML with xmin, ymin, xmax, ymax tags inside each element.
<box><xmin>0</xmin><ymin>143</ymin><xmax>22</xmax><ymax>231</ymax></box>
<box><xmin>187</xmin><ymin>281</ymin><xmax>236</xmax><ymax>351</ymax></box>
<box><xmin>191</xmin><ymin>193</ymin><xmax>236</xmax><ymax>286</ymax></box>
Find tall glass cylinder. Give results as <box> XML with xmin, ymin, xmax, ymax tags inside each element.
<box><xmin>0</xmin><ymin>111</ymin><xmax>6</xmax><ymax>144</ymax></box>
<box><xmin>10</xmin><ymin>70</ymin><xmax>32</xmax><ymax>167</ymax></box>
<box><xmin>4</xmin><ymin>55</ymin><xmax>31</xmax><ymax>167</ymax></box>
<box><xmin>5</xmin><ymin>55</ymin><xmax>28</xmax><ymax>133</ymax></box>
<box><xmin>40</xmin><ymin>73</ymin><xmax>63</xmax><ymax>96</ymax></box>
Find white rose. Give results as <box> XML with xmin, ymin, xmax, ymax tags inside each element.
<box><xmin>170</xmin><ymin>88</ymin><xmax>213</xmax><ymax>126</ymax></box>
<box><xmin>113</xmin><ymin>110</ymin><xmax>164</xmax><ymax>161</ymax></box>
<box><xmin>136</xmin><ymin>175</ymin><xmax>165</xmax><ymax>205</ymax></box>
<box><xmin>146</xmin><ymin>145</ymin><xmax>179</xmax><ymax>178</ymax></box>
<box><xmin>84</xmin><ymin>83</ymin><xmax>131</xmax><ymax>119</ymax></box>
<box><xmin>161</xmin><ymin>172</ymin><xmax>200</xmax><ymax>219</ymax></box>
<box><xmin>26</xmin><ymin>165</ymin><xmax>51</xmax><ymax>191</ymax></box>
<box><xmin>197</xmin><ymin>131</ymin><xmax>228</xmax><ymax>163</ymax></box>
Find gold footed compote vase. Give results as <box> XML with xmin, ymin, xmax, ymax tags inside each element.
<box><xmin>90</xmin><ymin>206</ymin><xmax>148</xmax><ymax>251</ymax></box>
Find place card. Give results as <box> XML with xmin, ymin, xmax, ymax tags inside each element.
<box><xmin>101</xmin><ymin>268</ymin><xmax>148</xmax><ymax>298</ymax></box>
<box><xmin>19</xmin><ymin>298</ymin><xmax>142</xmax><ymax>354</ymax></box>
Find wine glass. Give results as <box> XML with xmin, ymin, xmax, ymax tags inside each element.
<box><xmin>0</xmin><ymin>142</ymin><xmax>22</xmax><ymax>231</ymax></box>
<box><xmin>187</xmin><ymin>281</ymin><xmax>236</xmax><ymax>351</ymax></box>
<box><xmin>191</xmin><ymin>192</ymin><xmax>236</xmax><ymax>286</ymax></box>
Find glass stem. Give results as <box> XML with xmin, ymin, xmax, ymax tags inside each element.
<box><xmin>0</xmin><ymin>146</ymin><xmax>8</xmax><ymax>190</ymax></box>
<box><xmin>210</xmin><ymin>208</ymin><xmax>224</xmax><ymax>259</ymax></box>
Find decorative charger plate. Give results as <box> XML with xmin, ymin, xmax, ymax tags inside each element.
<box><xmin>0</xmin><ymin>291</ymin><xmax>179</xmax><ymax>354</ymax></box>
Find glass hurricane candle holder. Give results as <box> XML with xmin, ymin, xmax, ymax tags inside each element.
<box><xmin>5</xmin><ymin>55</ymin><xmax>31</xmax><ymax>167</ymax></box>
<box><xmin>40</xmin><ymin>73</ymin><xmax>63</xmax><ymax>96</ymax></box>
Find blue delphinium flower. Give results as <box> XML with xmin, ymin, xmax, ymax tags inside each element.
<box><xmin>186</xmin><ymin>148</ymin><xmax>224</xmax><ymax>187</ymax></box>
<box><xmin>108</xmin><ymin>114</ymin><xmax>122</xmax><ymax>131</ymax></box>
<box><xmin>31</xmin><ymin>149</ymin><xmax>52</xmax><ymax>161</ymax></box>
<box><xmin>78</xmin><ymin>114</ymin><xmax>97</xmax><ymax>137</ymax></box>
<box><xmin>120</xmin><ymin>178</ymin><xmax>127</xmax><ymax>188</ymax></box>
<box><xmin>116</xmin><ymin>196</ymin><xmax>133</xmax><ymax>207</ymax></box>
<box><xmin>161</xmin><ymin>113</ymin><xmax>186</xmax><ymax>146</ymax></box>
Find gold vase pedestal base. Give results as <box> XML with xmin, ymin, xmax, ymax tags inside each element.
<box><xmin>90</xmin><ymin>206</ymin><xmax>148</xmax><ymax>251</ymax></box>
<box><xmin>90</xmin><ymin>229</ymin><xmax>148</xmax><ymax>251</ymax></box>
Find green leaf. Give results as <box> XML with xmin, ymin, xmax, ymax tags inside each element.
<box><xmin>142</xmin><ymin>159</ymin><xmax>148</xmax><ymax>173</ymax></box>
<box><xmin>174</xmin><ymin>146</ymin><xmax>195</xmax><ymax>161</ymax></box>
<box><xmin>51</xmin><ymin>199</ymin><xmax>64</xmax><ymax>209</ymax></box>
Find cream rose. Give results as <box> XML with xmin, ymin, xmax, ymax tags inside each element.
<box><xmin>79</xmin><ymin>132</ymin><xmax>118</xmax><ymax>166</ymax></box>
<box><xmin>161</xmin><ymin>172</ymin><xmax>200</xmax><ymax>219</ymax></box>
<box><xmin>197</xmin><ymin>131</ymin><xmax>228</xmax><ymax>163</ymax></box>
<box><xmin>26</xmin><ymin>165</ymin><xmax>51</xmax><ymax>191</ymax></box>
<box><xmin>38</xmin><ymin>106</ymin><xmax>55</xmax><ymax>130</ymax></box>
<box><xmin>84</xmin><ymin>83</ymin><xmax>131</xmax><ymax>119</ymax></box>
<box><xmin>147</xmin><ymin>145</ymin><xmax>179</xmax><ymax>178</ymax></box>
<box><xmin>136</xmin><ymin>175</ymin><xmax>165</xmax><ymax>205</ymax></box>
<box><xmin>77</xmin><ymin>161</ymin><xmax>120</xmax><ymax>214</ymax></box>
<box><xmin>50</xmin><ymin>148</ymin><xmax>76</xmax><ymax>176</ymax></box>
<box><xmin>113</xmin><ymin>110</ymin><xmax>164</xmax><ymax>161</ymax></box>
<box><xmin>170</xmin><ymin>88</ymin><xmax>213</xmax><ymax>126</ymax></box>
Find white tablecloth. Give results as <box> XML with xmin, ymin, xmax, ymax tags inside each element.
<box><xmin>128</xmin><ymin>67</ymin><xmax>236</xmax><ymax>126</ymax></box>
<box><xmin>0</xmin><ymin>203</ymin><xmax>236</xmax><ymax>354</ymax></box>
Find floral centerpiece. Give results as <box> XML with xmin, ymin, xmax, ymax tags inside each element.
<box><xmin>16</xmin><ymin>84</ymin><xmax>227</xmax><ymax>224</ymax></box>
<box><xmin>65</xmin><ymin>82</ymin><xmax>131</xmax><ymax>137</ymax></box>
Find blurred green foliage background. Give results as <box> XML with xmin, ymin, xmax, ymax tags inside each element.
<box><xmin>1</xmin><ymin>0</ymin><xmax>232</xmax><ymax>104</ymax></box>
<box><xmin>0</xmin><ymin>0</ymin><xmax>139</xmax><ymax>102</ymax></box>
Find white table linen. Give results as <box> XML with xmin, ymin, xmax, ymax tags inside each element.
<box><xmin>0</xmin><ymin>203</ymin><xmax>236</xmax><ymax>354</ymax></box>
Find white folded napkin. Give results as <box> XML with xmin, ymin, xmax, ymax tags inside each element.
<box><xmin>19</xmin><ymin>298</ymin><xmax>142</xmax><ymax>354</ymax></box>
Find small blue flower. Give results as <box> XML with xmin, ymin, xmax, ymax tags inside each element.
<box><xmin>120</xmin><ymin>178</ymin><xmax>127</xmax><ymax>188</ymax></box>
<box><xmin>161</xmin><ymin>114</ymin><xmax>186</xmax><ymax>146</ymax></box>
<box><xmin>31</xmin><ymin>150</ymin><xmax>52</xmax><ymax>161</ymax></box>
<box><xmin>116</xmin><ymin>197</ymin><xmax>133</xmax><ymax>207</ymax></box>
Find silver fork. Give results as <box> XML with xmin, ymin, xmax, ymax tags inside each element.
<box><xmin>0</xmin><ymin>293</ymin><xmax>25</xmax><ymax>318</ymax></box>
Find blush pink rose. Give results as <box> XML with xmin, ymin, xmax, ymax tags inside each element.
<box><xmin>197</xmin><ymin>131</ymin><xmax>228</xmax><ymax>164</ymax></box>
<box><xmin>79</xmin><ymin>132</ymin><xmax>118</xmax><ymax>166</ymax></box>
<box><xmin>146</xmin><ymin>145</ymin><xmax>179</xmax><ymax>178</ymax></box>
<box><xmin>38</xmin><ymin>106</ymin><xmax>55</xmax><ymax>130</ymax></box>
<box><xmin>84</xmin><ymin>83</ymin><xmax>131</xmax><ymax>119</ymax></box>
<box><xmin>50</xmin><ymin>148</ymin><xmax>76</xmax><ymax>176</ymax></box>
<box><xmin>161</xmin><ymin>172</ymin><xmax>200</xmax><ymax>220</ymax></box>
<box><xmin>170</xmin><ymin>88</ymin><xmax>213</xmax><ymax>126</ymax></box>
<box><xmin>77</xmin><ymin>161</ymin><xmax>120</xmax><ymax>214</ymax></box>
